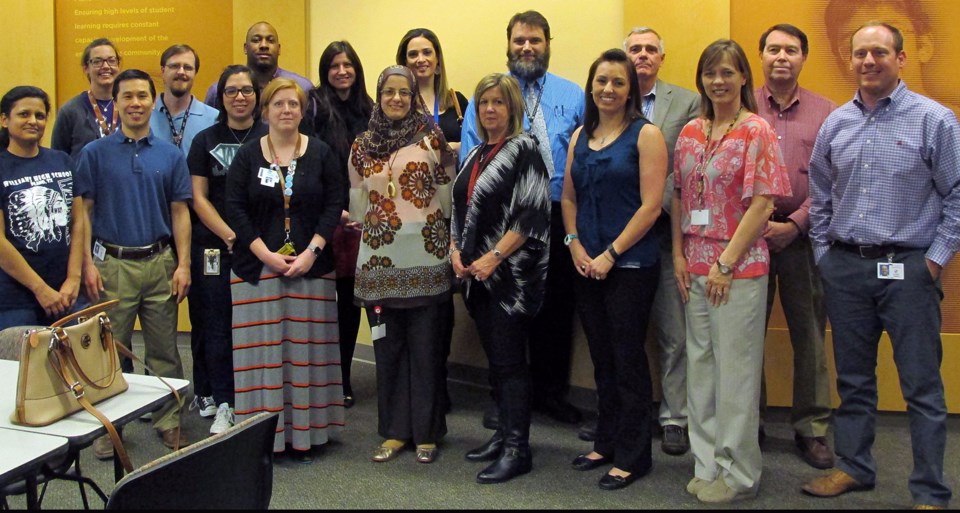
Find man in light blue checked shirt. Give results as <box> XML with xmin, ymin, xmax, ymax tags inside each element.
<box><xmin>803</xmin><ymin>21</ymin><xmax>960</xmax><ymax>509</ymax></box>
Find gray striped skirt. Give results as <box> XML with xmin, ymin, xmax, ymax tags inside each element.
<box><xmin>231</xmin><ymin>271</ymin><xmax>345</xmax><ymax>452</ymax></box>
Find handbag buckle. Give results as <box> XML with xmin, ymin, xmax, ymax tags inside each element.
<box><xmin>69</xmin><ymin>381</ymin><xmax>85</xmax><ymax>399</ymax></box>
<box><xmin>99</xmin><ymin>316</ymin><xmax>112</xmax><ymax>349</ymax></box>
<box><xmin>48</xmin><ymin>329</ymin><xmax>63</xmax><ymax>352</ymax></box>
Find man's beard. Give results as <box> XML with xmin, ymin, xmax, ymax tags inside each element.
<box><xmin>507</xmin><ymin>47</ymin><xmax>550</xmax><ymax>81</ymax></box>
<box><xmin>167</xmin><ymin>81</ymin><xmax>190</xmax><ymax>98</ymax></box>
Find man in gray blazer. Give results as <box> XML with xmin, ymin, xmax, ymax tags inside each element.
<box><xmin>581</xmin><ymin>26</ymin><xmax>700</xmax><ymax>455</ymax></box>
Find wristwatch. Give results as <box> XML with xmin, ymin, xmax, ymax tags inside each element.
<box><xmin>307</xmin><ymin>243</ymin><xmax>322</xmax><ymax>256</ymax></box>
<box><xmin>493</xmin><ymin>248</ymin><xmax>504</xmax><ymax>260</ymax></box>
<box><xmin>563</xmin><ymin>234</ymin><xmax>578</xmax><ymax>246</ymax></box>
<box><xmin>717</xmin><ymin>259</ymin><xmax>733</xmax><ymax>275</ymax></box>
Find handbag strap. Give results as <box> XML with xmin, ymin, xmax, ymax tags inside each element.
<box><xmin>450</xmin><ymin>89</ymin><xmax>463</xmax><ymax>122</ymax></box>
<box><xmin>48</xmin><ymin>347</ymin><xmax>134</xmax><ymax>473</ymax></box>
<box><xmin>50</xmin><ymin>299</ymin><xmax>120</xmax><ymax>328</ymax></box>
<box><xmin>50</xmin><ymin>315</ymin><xmax>120</xmax><ymax>391</ymax></box>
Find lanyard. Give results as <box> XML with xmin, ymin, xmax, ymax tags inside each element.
<box><xmin>695</xmin><ymin>106</ymin><xmax>742</xmax><ymax>207</ymax></box>
<box><xmin>466</xmin><ymin>140</ymin><xmax>506</xmax><ymax>206</ymax></box>
<box><xmin>267</xmin><ymin>135</ymin><xmax>302</xmax><ymax>242</ymax></box>
<box><xmin>162</xmin><ymin>94</ymin><xmax>193</xmax><ymax>148</ymax></box>
<box><xmin>523</xmin><ymin>76</ymin><xmax>546</xmax><ymax>126</ymax></box>
<box><xmin>87</xmin><ymin>91</ymin><xmax>118</xmax><ymax>138</ymax></box>
<box><xmin>433</xmin><ymin>94</ymin><xmax>440</xmax><ymax>125</ymax></box>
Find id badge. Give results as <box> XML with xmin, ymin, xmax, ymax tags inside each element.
<box><xmin>259</xmin><ymin>167</ymin><xmax>277</xmax><ymax>187</ymax></box>
<box><xmin>277</xmin><ymin>242</ymin><xmax>297</xmax><ymax>256</ymax></box>
<box><xmin>204</xmin><ymin>249</ymin><xmax>221</xmax><ymax>275</ymax></box>
<box><xmin>371</xmin><ymin>305</ymin><xmax>386</xmax><ymax>340</ymax></box>
<box><xmin>691</xmin><ymin>209</ymin><xmax>710</xmax><ymax>226</ymax></box>
<box><xmin>93</xmin><ymin>240</ymin><xmax>106</xmax><ymax>262</ymax></box>
<box><xmin>877</xmin><ymin>262</ymin><xmax>904</xmax><ymax>280</ymax></box>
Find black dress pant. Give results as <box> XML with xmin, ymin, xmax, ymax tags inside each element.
<box><xmin>575</xmin><ymin>265</ymin><xmax>659</xmax><ymax>474</ymax></box>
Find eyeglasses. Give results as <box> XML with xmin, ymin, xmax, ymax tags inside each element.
<box><xmin>381</xmin><ymin>88</ymin><xmax>413</xmax><ymax>99</ymax></box>
<box><xmin>88</xmin><ymin>57</ymin><xmax>120</xmax><ymax>68</ymax></box>
<box><xmin>224</xmin><ymin>86</ymin><xmax>256</xmax><ymax>98</ymax></box>
<box><xmin>164</xmin><ymin>63</ymin><xmax>196</xmax><ymax>73</ymax></box>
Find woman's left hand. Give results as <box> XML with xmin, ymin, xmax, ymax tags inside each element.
<box><xmin>585</xmin><ymin>253</ymin><xmax>614</xmax><ymax>281</ymax></box>
<box><xmin>706</xmin><ymin>262</ymin><xmax>734</xmax><ymax>307</ymax></box>
<box><xmin>467</xmin><ymin>252</ymin><xmax>501</xmax><ymax>282</ymax></box>
<box><xmin>284</xmin><ymin>250</ymin><xmax>317</xmax><ymax>278</ymax></box>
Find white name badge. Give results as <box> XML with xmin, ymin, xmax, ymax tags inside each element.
<box><xmin>878</xmin><ymin>262</ymin><xmax>904</xmax><ymax>280</ymax></box>
<box><xmin>93</xmin><ymin>240</ymin><xmax>106</xmax><ymax>262</ymax></box>
<box><xmin>258</xmin><ymin>167</ymin><xmax>277</xmax><ymax>187</ymax></box>
<box><xmin>691</xmin><ymin>209</ymin><xmax>710</xmax><ymax>226</ymax></box>
<box><xmin>371</xmin><ymin>323</ymin><xmax>387</xmax><ymax>340</ymax></box>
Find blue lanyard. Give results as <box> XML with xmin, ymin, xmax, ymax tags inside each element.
<box><xmin>433</xmin><ymin>94</ymin><xmax>440</xmax><ymax>125</ymax></box>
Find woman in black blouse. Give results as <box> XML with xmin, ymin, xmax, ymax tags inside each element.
<box><xmin>225</xmin><ymin>78</ymin><xmax>347</xmax><ymax>462</ymax></box>
<box><xmin>311</xmin><ymin>41</ymin><xmax>374</xmax><ymax>408</ymax></box>
<box><xmin>451</xmin><ymin>73</ymin><xmax>551</xmax><ymax>484</ymax></box>
<box><xmin>395</xmin><ymin>28</ymin><xmax>468</xmax><ymax>153</ymax></box>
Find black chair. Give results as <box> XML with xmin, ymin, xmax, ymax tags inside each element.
<box><xmin>105</xmin><ymin>411</ymin><xmax>278</xmax><ymax>510</ymax></box>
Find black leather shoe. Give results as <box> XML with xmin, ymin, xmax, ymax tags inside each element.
<box><xmin>476</xmin><ymin>448</ymin><xmax>532</xmax><ymax>484</ymax></box>
<box><xmin>572</xmin><ymin>454</ymin><xmax>611</xmax><ymax>471</ymax></box>
<box><xmin>598</xmin><ymin>471</ymin><xmax>641</xmax><ymax>490</ymax></box>
<box><xmin>661</xmin><ymin>425</ymin><xmax>690</xmax><ymax>456</ymax></box>
<box><xmin>466</xmin><ymin>433</ymin><xmax>504</xmax><ymax>462</ymax></box>
<box><xmin>343</xmin><ymin>395</ymin><xmax>355</xmax><ymax>409</ymax></box>
<box><xmin>535</xmin><ymin>397</ymin><xmax>582</xmax><ymax>424</ymax></box>
<box><xmin>578</xmin><ymin>421</ymin><xmax>597</xmax><ymax>442</ymax></box>
<box><xmin>482</xmin><ymin>403</ymin><xmax>500</xmax><ymax>430</ymax></box>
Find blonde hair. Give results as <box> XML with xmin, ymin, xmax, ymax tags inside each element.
<box><xmin>472</xmin><ymin>73</ymin><xmax>524</xmax><ymax>142</ymax></box>
<box><xmin>260</xmin><ymin>77</ymin><xmax>307</xmax><ymax>118</ymax></box>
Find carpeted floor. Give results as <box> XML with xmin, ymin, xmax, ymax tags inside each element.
<box><xmin>10</xmin><ymin>334</ymin><xmax>959</xmax><ymax>510</ymax></box>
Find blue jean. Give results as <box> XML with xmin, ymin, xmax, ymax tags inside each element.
<box><xmin>819</xmin><ymin>246</ymin><xmax>950</xmax><ymax>507</ymax></box>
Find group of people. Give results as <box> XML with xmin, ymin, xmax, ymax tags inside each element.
<box><xmin>0</xmin><ymin>9</ymin><xmax>956</xmax><ymax>509</ymax></box>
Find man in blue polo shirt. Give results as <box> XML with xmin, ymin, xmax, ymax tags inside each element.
<box><xmin>78</xmin><ymin>69</ymin><xmax>193</xmax><ymax>457</ymax></box>
<box><xmin>150</xmin><ymin>44</ymin><xmax>218</xmax><ymax>158</ymax></box>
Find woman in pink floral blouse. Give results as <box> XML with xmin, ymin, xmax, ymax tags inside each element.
<box><xmin>670</xmin><ymin>40</ymin><xmax>791</xmax><ymax>504</ymax></box>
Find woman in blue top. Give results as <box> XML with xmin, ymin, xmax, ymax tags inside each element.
<box><xmin>560</xmin><ymin>49</ymin><xmax>667</xmax><ymax>490</ymax></box>
<box><xmin>0</xmin><ymin>86</ymin><xmax>86</xmax><ymax>329</ymax></box>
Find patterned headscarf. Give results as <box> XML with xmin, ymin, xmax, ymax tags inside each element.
<box><xmin>356</xmin><ymin>65</ymin><xmax>446</xmax><ymax>158</ymax></box>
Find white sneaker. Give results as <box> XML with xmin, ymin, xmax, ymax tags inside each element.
<box><xmin>190</xmin><ymin>395</ymin><xmax>217</xmax><ymax>418</ymax></box>
<box><xmin>209</xmin><ymin>403</ymin><xmax>235</xmax><ymax>435</ymax></box>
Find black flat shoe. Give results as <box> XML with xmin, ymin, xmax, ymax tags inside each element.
<box><xmin>598</xmin><ymin>472</ymin><xmax>641</xmax><ymax>491</ymax></box>
<box><xmin>572</xmin><ymin>454</ymin><xmax>611</xmax><ymax>471</ymax></box>
<box><xmin>292</xmin><ymin>449</ymin><xmax>314</xmax><ymax>464</ymax></box>
<box><xmin>343</xmin><ymin>395</ymin><xmax>355</xmax><ymax>408</ymax></box>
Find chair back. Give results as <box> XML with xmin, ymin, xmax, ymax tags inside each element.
<box><xmin>105</xmin><ymin>411</ymin><xmax>278</xmax><ymax>510</ymax></box>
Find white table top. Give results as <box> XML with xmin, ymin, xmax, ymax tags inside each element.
<box><xmin>0</xmin><ymin>429</ymin><xmax>68</xmax><ymax>486</ymax></box>
<box><xmin>0</xmin><ymin>359</ymin><xmax>190</xmax><ymax>445</ymax></box>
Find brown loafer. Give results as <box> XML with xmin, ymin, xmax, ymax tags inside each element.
<box><xmin>159</xmin><ymin>428</ymin><xmax>189</xmax><ymax>450</ymax></box>
<box><xmin>796</xmin><ymin>435</ymin><xmax>835</xmax><ymax>469</ymax></box>
<box><xmin>801</xmin><ymin>469</ymin><xmax>873</xmax><ymax>497</ymax></box>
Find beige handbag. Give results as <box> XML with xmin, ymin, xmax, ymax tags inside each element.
<box><xmin>11</xmin><ymin>300</ymin><xmax>135</xmax><ymax>470</ymax></box>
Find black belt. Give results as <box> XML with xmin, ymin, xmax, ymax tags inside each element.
<box><xmin>99</xmin><ymin>237</ymin><xmax>170</xmax><ymax>260</ymax></box>
<box><xmin>831</xmin><ymin>241</ymin><xmax>915</xmax><ymax>259</ymax></box>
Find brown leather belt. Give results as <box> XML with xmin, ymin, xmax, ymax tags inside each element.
<box><xmin>99</xmin><ymin>237</ymin><xmax>170</xmax><ymax>260</ymax></box>
<box><xmin>831</xmin><ymin>241</ymin><xmax>915</xmax><ymax>259</ymax></box>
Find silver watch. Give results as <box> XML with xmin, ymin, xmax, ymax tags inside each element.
<box><xmin>717</xmin><ymin>260</ymin><xmax>733</xmax><ymax>275</ymax></box>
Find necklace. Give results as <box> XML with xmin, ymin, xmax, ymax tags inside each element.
<box><xmin>228</xmin><ymin>125</ymin><xmax>253</xmax><ymax>145</ymax></box>
<box><xmin>595</xmin><ymin>121</ymin><xmax>627</xmax><ymax>148</ymax></box>
<box><xmin>386</xmin><ymin>150</ymin><xmax>400</xmax><ymax>198</ymax></box>
<box><xmin>87</xmin><ymin>91</ymin><xmax>118</xmax><ymax>138</ymax></box>
<box><xmin>266</xmin><ymin>134</ymin><xmax>302</xmax><ymax>197</ymax></box>
<box><xmin>695</xmin><ymin>105</ymin><xmax>743</xmax><ymax>205</ymax></box>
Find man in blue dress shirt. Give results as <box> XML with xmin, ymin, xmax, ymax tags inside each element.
<box><xmin>803</xmin><ymin>22</ymin><xmax>960</xmax><ymax>509</ymax></box>
<box><xmin>461</xmin><ymin>10</ymin><xmax>585</xmax><ymax>427</ymax></box>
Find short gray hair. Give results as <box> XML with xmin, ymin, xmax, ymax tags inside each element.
<box><xmin>623</xmin><ymin>27</ymin><xmax>664</xmax><ymax>54</ymax></box>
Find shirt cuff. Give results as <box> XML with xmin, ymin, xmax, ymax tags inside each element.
<box><xmin>813</xmin><ymin>244</ymin><xmax>829</xmax><ymax>263</ymax></box>
<box><xmin>925</xmin><ymin>242</ymin><xmax>954</xmax><ymax>268</ymax></box>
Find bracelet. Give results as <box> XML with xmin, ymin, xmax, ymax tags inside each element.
<box><xmin>602</xmin><ymin>252</ymin><xmax>615</xmax><ymax>264</ymax></box>
<box><xmin>606</xmin><ymin>243</ymin><xmax>620</xmax><ymax>261</ymax></box>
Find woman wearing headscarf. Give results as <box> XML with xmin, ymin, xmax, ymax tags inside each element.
<box><xmin>348</xmin><ymin>65</ymin><xmax>455</xmax><ymax>464</ymax></box>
